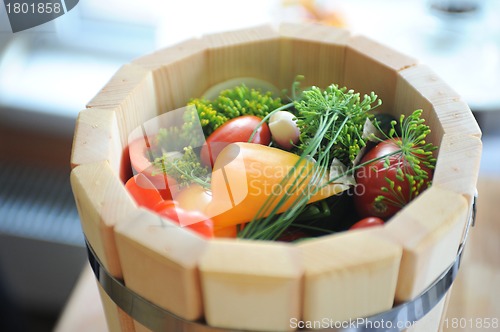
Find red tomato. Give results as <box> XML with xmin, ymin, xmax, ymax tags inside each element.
<box><xmin>148</xmin><ymin>173</ymin><xmax>178</xmax><ymax>200</ymax></box>
<box><xmin>354</xmin><ymin>138</ymin><xmax>433</xmax><ymax>219</ymax></box>
<box><xmin>128</xmin><ymin>136</ymin><xmax>155</xmax><ymax>176</ymax></box>
<box><xmin>152</xmin><ymin>200</ymin><xmax>179</xmax><ymax>219</ymax></box>
<box><xmin>200</xmin><ymin>115</ymin><xmax>271</xmax><ymax>167</ymax></box>
<box><xmin>154</xmin><ymin>202</ymin><xmax>214</xmax><ymax>238</ymax></box>
<box><xmin>125</xmin><ymin>174</ymin><xmax>163</xmax><ymax>210</ymax></box>
<box><xmin>349</xmin><ymin>217</ymin><xmax>385</xmax><ymax>230</ymax></box>
<box><xmin>186</xmin><ymin>216</ymin><xmax>215</xmax><ymax>239</ymax></box>
<box><xmin>128</xmin><ymin>136</ymin><xmax>178</xmax><ymax>200</ymax></box>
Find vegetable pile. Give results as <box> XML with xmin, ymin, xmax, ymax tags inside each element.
<box><xmin>125</xmin><ymin>77</ymin><xmax>437</xmax><ymax>241</ymax></box>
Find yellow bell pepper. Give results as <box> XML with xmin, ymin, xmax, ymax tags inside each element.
<box><xmin>205</xmin><ymin>142</ymin><xmax>346</xmax><ymax>227</ymax></box>
<box><xmin>174</xmin><ymin>183</ymin><xmax>211</xmax><ymax>213</ymax></box>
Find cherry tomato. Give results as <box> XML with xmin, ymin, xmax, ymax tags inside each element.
<box><xmin>354</xmin><ymin>138</ymin><xmax>433</xmax><ymax>219</ymax></box>
<box><xmin>200</xmin><ymin>115</ymin><xmax>271</xmax><ymax>167</ymax></box>
<box><xmin>152</xmin><ymin>200</ymin><xmax>179</xmax><ymax>219</ymax></box>
<box><xmin>125</xmin><ymin>174</ymin><xmax>163</xmax><ymax>210</ymax></box>
<box><xmin>349</xmin><ymin>217</ymin><xmax>385</xmax><ymax>230</ymax></box>
<box><xmin>128</xmin><ymin>136</ymin><xmax>178</xmax><ymax>200</ymax></box>
<box><xmin>154</xmin><ymin>202</ymin><xmax>214</xmax><ymax>238</ymax></box>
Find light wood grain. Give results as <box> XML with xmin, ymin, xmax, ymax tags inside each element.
<box><xmin>205</xmin><ymin>25</ymin><xmax>281</xmax><ymax>89</ymax></box>
<box><xmin>382</xmin><ymin>186</ymin><xmax>469</xmax><ymax>302</ymax></box>
<box><xmin>199</xmin><ymin>239</ymin><xmax>302</xmax><ymax>332</ymax></box>
<box><xmin>70</xmin><ymin>161</ymin><xmax>139</xmax><ymax>331</ymax></box>
<box><xmin>344</xmin><ymin>35</ymin><xmax>418</xmax><ymax>114</ymax></box>
<box><xmin>396</xmin><ymin>64</ymin><xmax>481</xmax><ymax>137</ymax></box>
<box><xmin>133</xmin><ymin>38</ymin><xmax>208</xmax><ymax>71</ymax></box>
<box><xmin>56</xmin><ymin>176</ymin><xmax>500</xmax><ymax>332</ymax></box>
<box><xmin>395</xmin><ymin>64</ymin><xmax>482</xmax><ymax>149</ymax></box>
<box><xmin>87</xmin><ymin>64</ymin><xmax>159</xmax><ymax>148</ymax></box>
<box><xmin>70</xmin><ymin>161</ymin><xmax>137</xmax><ymax>279</ymax></box>
<box><xmin>134</xmin><ymin>38</ymin><xmax>210</xmax><ymax>113</ymax></box>
<box><xmin>70</xmin><ymin>108</ymin><xmax>122</xmax><ymax>175</ymax></box>
<box><xmin>433</xmin><ymin>134</ymin><xmax>482</xmax><ymax>204</ymax></box>
<box><xmin>278</xmin><ymin>22</ymin><xmax>350</xmax><ymax>89</ymax></box>
<box><xmin>69</xmin><ymin>23</ymin><xmax>483</xmax><ymax>331</ymax></box>
<box><xmin>114</xmin><ymin>208</ymin><xmax>208</xmax><ymax>322</ymax></box>
<box><xmin>298</xmin><ymin>229</ymin><xmax>402</xmax><ymax>323</ymax></box>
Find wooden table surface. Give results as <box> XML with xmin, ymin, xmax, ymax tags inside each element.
<box><xmin>53</xmin><ymin>177</ymin><xmax>500</xmax><ymax>332</ymax></box>
<box><xmin>444</xmin><ymin>176</ymin><xmax>500</xmax><ymax>331</ymax></box>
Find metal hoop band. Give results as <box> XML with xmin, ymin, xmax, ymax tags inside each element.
<box><xmin>87</xmin><ymin>192</ymin><xmax>477</xmax><ymax>331</ymax></box>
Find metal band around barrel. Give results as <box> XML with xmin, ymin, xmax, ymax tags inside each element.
<box><xmin>86</xmin><ymin>191</ymin><xmax>477</xmax><ymax>332</ymax></box>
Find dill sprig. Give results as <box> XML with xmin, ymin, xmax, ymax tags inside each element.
<box><xmin>155</xmin><ymin>84</ymin><xmax>283</xmax><ymax>155</ymax></box>
<box><xmin>153</xmin><ymin>146</ymin><xmax>210</xmax><ymax>189</ymax></box>
<box><xmin>188</xmin><ymin>84</ymin><xmax>283</xmax><ymax>136</ymax></box>
<box><xmin>239</xmin><ymin>82</ymin><xmax>381</xmax><ymax>240</ymax></box>
<box><xmin>372</xmin><ymin>109</ymin><xmax>437</xmax><ymax>208</ymax></box>
<box><xmin>154</xmin><ymin>84</ymin><xmax>283</xmax><ymax>188</ymax></box>
<box><xmin>214</xmin><ymin>84</ymin><xmax>283</xmax><ymax>119</ymax></box>
<box><xmin>387</xmin><ymin>109</ymin><xmax>436</xmax><ymax>172</ymax></box>
<box><xmin>294</xmin><ymin>84</ymin><xmax>381</xmax><ymax>165</ymax></box>
<box><xmin>187</xmin><ymin>99</ymin><xmax>228</xmax><ymax>136</ymax></box>
<box><xmin>155</xmin><ymin>108</ymin><xmax>207</xmax><ymax>152</ymax></box>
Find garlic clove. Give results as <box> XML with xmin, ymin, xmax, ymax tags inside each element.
<box><xmin>268</xmin><ymin>111</ymin><xmax>300</xmax><ymax>150</ymax></box>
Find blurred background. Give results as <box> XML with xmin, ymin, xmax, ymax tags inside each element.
<box><xmin>0</xmin><ymin>0</ymin><xmax>499</xmax><ymax>331</ymax></box>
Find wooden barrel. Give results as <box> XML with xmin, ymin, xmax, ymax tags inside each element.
<box><xmin>70</xmin><ymin>23</ymin><xmax>482</xmax><ymax>332</ymax></box>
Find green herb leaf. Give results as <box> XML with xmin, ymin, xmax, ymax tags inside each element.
<box><xmin>188</xmin><ymin>84</ymin><xmax>283</xmax><ymax>136</ymax></box>
<box><xmin>153</xmin><ymin>146</ymin><xmax>210</xmax><ymax>189</ymax></box>
<box><xmin>294</xmin><ymin>84</ymin><xmax>381</xmax><ymax>165</ymax></box>
<box><xmin>239</xmin><ymin>80</ymin><xmax>381</xmax><ymax>240</ymax></box>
